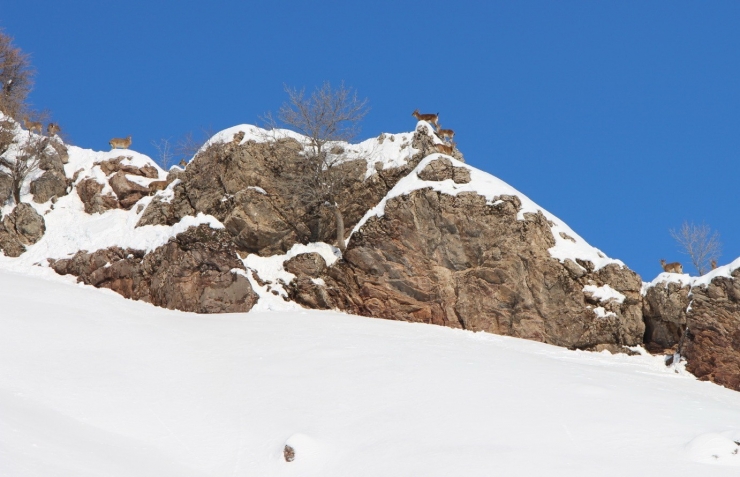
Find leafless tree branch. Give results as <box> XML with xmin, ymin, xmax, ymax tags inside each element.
<box><xmin>670</xmin><ymin>221</ymin><xmax>722</xmax><ymax>275</ymax></box>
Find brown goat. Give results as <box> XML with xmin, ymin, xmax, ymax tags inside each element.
<box><xmin>23</xmin><ymin>117</ymin><xmax>42</xmax><ymax>134</ymax></box>
<box><xmin>148</xmin><ymin>180</ymin><xmax>170</xmax><ymax>193</ymax></box>
<box><xmin>437</xmin><ymin>127</ymin><xmax>455</xmax><ymax>141</ymax></box>
<box><xmin>109</xmin><ymin>135</ymin><xmax>132</xmax><ymax>149</ymax></box>
<box><xmin>660</xmin><ymin>259</ymin><xmax>683</xmax><ymax>274</ymax></box>
<box><xmin>412</xmin><ymin>109</ymin><xmax>439</xmax><ymax>128</ymax></box>
<box><xmin>47</xmin><ymin>122</ymin><xmax>60</xmax><ymax>136</ymax></box>
<box><xmin>711</xmin><ymin>259</ymin><xmax>718</xmax><ymax>270</ymax></box>
<box><xmin>435</xmin><ymin>141</ymin><xmax>456</xmax><ymax>155</ymax></box>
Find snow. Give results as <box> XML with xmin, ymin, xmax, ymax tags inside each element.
<box><xmin>2</xmin><ymin>268</ymin><xmax>740</xmax><ymax>476</ymax></box>
<box><xmin>583</xmin><ymin>284</ymin><xmax>626</xmax><ymax>304</ymax></box>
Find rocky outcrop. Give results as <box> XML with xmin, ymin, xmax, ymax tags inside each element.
<box><xmin>284</xmin><ymin>252</ymin><xmax>326</xmax><ymax>278</ymax></box>
<box><xmin>137</xmin><ymin>127</ymin><xmax>436</xmax><ymax>256</ymax></box>
<box><xmin>0</xmin><ymin>203</ymin><xmax>45</xmax><ymax>257</ymax></box>
<box><xmin>644</xmin><ymin>270</ymin><xmax>740</xmax><ymax>391</ymax></box>
<box><xmin>417</xmin><ymin>157</ymin><xmax>470</xmax><ymax>183</ymax></box>
<box><xmin>289</xmin><ymin>188</ymin><xmax>644</xmax><ymax>349</ymax></box>
<box><xmin>50</xmin><ymin>225</ymin><xmax>258</xmax><ymax>313</ymax></box>
<box><xmin>77</xmin><ymin>178</ymin><xmax>119</xmax><ymax>214</ymax></box>
<box><xmin>96</xmin><ymin>156</ymin><xmax>159</xmax><ymax>178</ymax></box>
<box><xmin>682</xmin><ymin>270</ymin><xmax>740</xmax><ymax>391</ymax></box>
<box><xmin>31</xmin><ymin>170</ymin><xmax>69</xmax><ymax>203</ymax></box>
<box><xmin>642</xmin><ymin>280</ymin><xmax>691</xmax><ymax>351</ymax></box>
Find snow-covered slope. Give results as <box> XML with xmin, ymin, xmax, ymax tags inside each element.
<box><xmin>2</xmin><ymin>268</ymin><xmax>740</xmax><ymax>476</ymax></box>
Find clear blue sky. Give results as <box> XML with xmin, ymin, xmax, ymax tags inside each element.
<box><xmin>3</xmin><ymin>1</ymin><xmax>739</xmax><ymax>280</ymax></box>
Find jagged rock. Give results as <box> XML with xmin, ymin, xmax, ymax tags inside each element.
<box><xmin>119</xmin><ymin>192</ymin><xmax>146</xmax><ymax>210</ymax></box>
<box><xmin>31</xmin><ymin>170</ymin><xmax>69</xmax><ymax>203</ymax></box>
<box><xmin>284</xmin><ymin>253</ymin><xmax>326</xmax><ymax>278</ymax></box>
<box><xmin>289</xmin><ymin>188</ymin><xmax>644</xmax><ymax>349</ymax></box>
<box><xmin>682</xmin><ymin>270</ymin><xmax>740</xmax><ymax>391</ymax></box>
<box><xmin>77</xmin><ymin>178</ymin><xmax>118</xmax><ymax>214</ymax></box>
<box><xmin>417</xmin><ymin>157</ymin><xmax>471</xmax><ymax>184</ymax></box>
<box><xmin>0</xmin><ymin>203</ymin><xmax>45</xmax><ymax>257</ymax></box>
<box><xmin>643</xmin><ymin>281</ymin><xmax>691</xmax><ymax>351</ymax></box>
<box><xmin>136</xmin><ymin>130</ymin><xmax>425</xmax><ymax>255</ymax></box>
<box><xmin>109</xmin><ymin>171</ymin><xmax>150</xmax><ymax>200</ymax></box>
<box><xmin>50</xmin><ymin>225</ymin><xmax>258</xmax><ymax>313</ymax></box>
<box><xmin>0</xmin><ymin>174</ymin><xmax>12</xmax><ymax>206</ymax></box>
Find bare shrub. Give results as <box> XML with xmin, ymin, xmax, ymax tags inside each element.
<box><xmin>0</xmin><ymin>131</ymin><xmax>49</xmax><ymax>205</ymax></box>
<box><xmin>152</xmin><ymin>137</ymin><xmax>175</xmax><ymax>170</ymax></box>
<box><xmin>670</xmin><ymin>221</ymin><xmax>722</xmax><ymax>276</ymax></box>
<box><xmin>265</xmin><ymin>82</ymin><xmax>369</xmax><ymax>252</ymax></box>
<box><xmin>0</xmin><ymin>30</ymin><xmax>35</xmax><ymax>119</ymax></box>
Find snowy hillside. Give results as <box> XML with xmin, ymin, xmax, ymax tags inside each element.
<box><xmin>2</xmin><ymin>268</ymin><xmax>740</xmax><ymax>476</ymax></box>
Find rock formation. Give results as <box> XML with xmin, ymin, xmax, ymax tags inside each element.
<box><xmin>0</xmin><ymin>203</ymin><xmax>46</xmax><ymax>257</ymax></box>
<box><xmin>50</xmin><ymin>225</ymin><xmax>258</xmax><ymax>314</ymax></box>
<box><xmin>643</xmin><ymin>266</ymin><xmax>740</xmax><ymax>391</ymax></box>
<box><xmin>289</xmin><ymin>176</ymin><xmax>644</xmax><ymax>350</ymax></box>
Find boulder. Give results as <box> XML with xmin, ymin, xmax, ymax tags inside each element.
<box><xmin>31</xmin><ymin>170</ymin><xmax>69</xmax><ymax>203</ymax></box>
<box><xmin>77</xmin><ymin>178</ymin><xmax>119</xmax><ymax>214</ymax></box>
<box><xmin>0</xmin><ymin>203</ymin><xmax>45</xmax><ymax>257</ymax></box>
<box><xmin>284</xmin><ymin>252</ymin><xmax>327</xmax><ymax>278</ymax></box>
<box><xmin>51</xmin><ymin>225</ymin><xmax>258</xmax><ymax>313</ymax></box>
<box><xmin>109</xmin><ymin>171</ymin><xmax>150</xmax><ymax>200</ymax></box>
<box><xmin>417</xmin><ymin>157</ymin><xmax>471</xmax><ymax>184</ymax></box>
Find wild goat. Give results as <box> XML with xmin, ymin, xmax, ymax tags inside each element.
<box><xmin>109</xmin><ymin>135</ymin><xmax>132</xmax><ymax>149</ymax></box>
<box><xmin>711</xmin><ymin>259</ymin><xmax>718</xmax><ymax>270</ymax></box>
<box><xmin>47</xmin><ymin>122</ymin><xmax>60</xmax><ymax>136</ymax></box>
<box><xmin>435</xmin><ymin>142</ymin><xmax>456</xmax><ymax>155</ymax></box>
<box><xmin>23</xmin><ymin>117</ymin><xmax>42</xmax><ymax>134</ymax></box>
<box><xmin>148</xmin><ymin>180</ymin><xmax>170</xmax><ymax>193</ymax></box>
<box><xmin>412</xmin><ymin>109</ymin><xmax>440</xmax><ymax>128</ymax></box>
<box><xmin>436</xmin><ymin>127</ymin><xmax>455</xmax><ymax>141</ymax></box>
<box><xmin>660</xmin><ymin>259</ymin><xmax>683</xmax><ymax>274</ymax></box>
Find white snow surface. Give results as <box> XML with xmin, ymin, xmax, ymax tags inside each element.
<box><xmin>2</xmin><ymin>268</ymin><xmax>740</xmax><ymax>476</ymax></box>
<box><xmin>583</xmin><ymin>284</ymin><xmax>626</xmax><ymax>304</ymax></box>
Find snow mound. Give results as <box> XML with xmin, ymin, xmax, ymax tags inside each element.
<box><xmin>686</xmin><ymin>433</ymin><xmax>740</xmax><ymax>466</ymax></box>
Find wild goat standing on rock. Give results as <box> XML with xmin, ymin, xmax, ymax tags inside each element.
<box><xmin>435</xmin><ymin>142</ymin><xmax>456</xmax><ymax>155</ymax></box>
<box><xmin>23</xmin><ymin>117</ymin><xmax>42</xmax><ymax>134</ymax></box>
<box><xmin>660</xmin><ymin>259</ymin><xmax>683</xmax><ymax>274</ymax></box>
<box><xmin>412</xmin><ymin>109</ymin><xmax>440</xmax><ymax>128</ymax></box>
<box><xmin>47</xmin><ymin>122</ymin><xmax>60</xmax><ymax>136</ymax></box>
<box><xmin>436</xmin><ymin>127</ymin><xmax>455</xmax><ymax>141</ymax></box>
<box><xmin>109</xmin><ymin>135</ymin><xmax>132</xmax><ymax>149</ymax></box>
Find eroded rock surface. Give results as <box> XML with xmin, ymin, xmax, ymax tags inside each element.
<box><xmin>682</xmin><ymin>271</ymin><xmax>740</xmax><ymax>391</ymax></box>
<box><xmin>289</xmin><ymin>188</ymin><xmax>644</xmax><ymax>349</ymax></box>
<box><xmin>50</xmin><ymin>225</ymin><xmax>258</xmax><ymax>313</ymax></box>
<box><xmin>0</xmin><ymin>203</ymin><xmax>46</xmax><ymax>257</ymax></box>
<box><xmin>137</xmin><ymin>127</ymin><xmax>437</xmax><ymax>256</ymax></box>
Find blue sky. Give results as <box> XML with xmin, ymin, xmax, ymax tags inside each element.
<box><xmin>3</xmin><ymin>1</ymin><xmax>739</xmax><ymax>280</ymax></box>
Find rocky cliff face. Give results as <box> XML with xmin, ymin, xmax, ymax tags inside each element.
<box><xmin>642</xmin><ymin>263</ymin><xmax>740</xmax><ymax>391</ymax></box>
<box><xmin>2</xmin><ymin>118</ymin><xmax>738</xmax><ymax>391</ymax></box>
<box><xmin>50</xmin><ymin>225</ymin><xmax>258</xmax><ymax>313</ymax></box>
<box><xmin>289</xmin><ymin>157</ymin><xmax>644</xmax><ymax>349</ymax></box>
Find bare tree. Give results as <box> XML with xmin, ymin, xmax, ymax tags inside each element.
<box><xmin>268</xmin><ymin>82</ymin><xmax>369</xmax><ymax>252</ymax></box>
<box><xmin>0</xmin><ymin>30</ymin><xmax>35</xmax><ymax>119</ymax></box>
<box><xmin>152</xmin><ymin>137</ymin><xmax>175</xmax><ymax>170</ymax></box>
<box><xmin>0</xmin><ymin>128</ymin><xmax>48</xmax><ymax>205</ymax></box>
<box><xmin>670</xmin><ymin>221</ymin><xmax>722</xmax><ymax>275</ymax></box>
